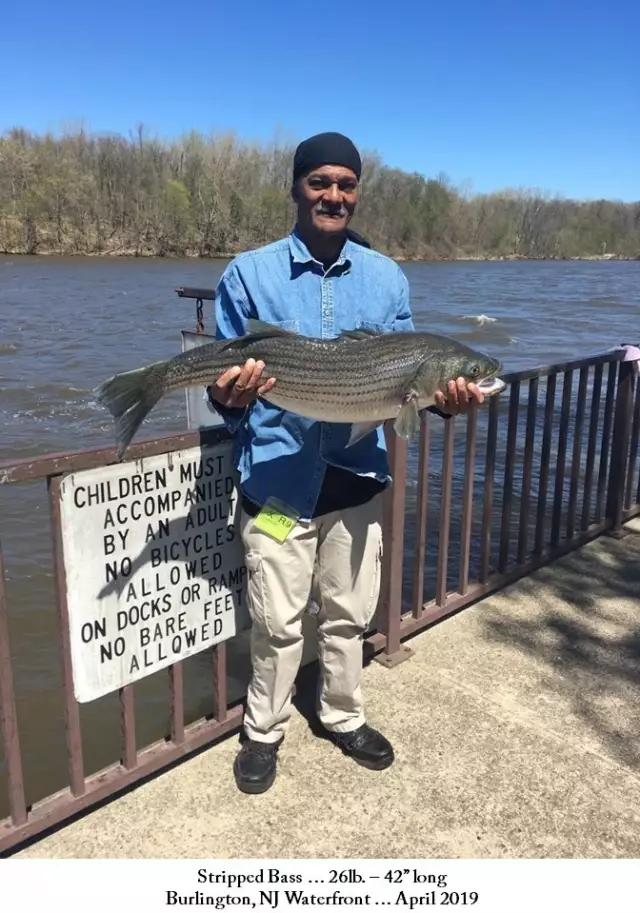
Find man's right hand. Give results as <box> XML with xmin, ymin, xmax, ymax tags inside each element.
<box><xmin>207</xmin><ymin>358</ymin><xmax>276</xmax><ymax>409</ymax></box>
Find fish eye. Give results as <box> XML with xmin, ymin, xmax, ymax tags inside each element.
<box><xmin>469</xmin><ymin>363</ymin><xmax>480</xmax><ymax>377</ymax></box>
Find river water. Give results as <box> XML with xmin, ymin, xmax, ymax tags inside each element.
<box><xmin>1</xmin><ymin>254</ymin><xmax>639</xmax><ymax>820</ymax></box>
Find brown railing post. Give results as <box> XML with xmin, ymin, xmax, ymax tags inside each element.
<box><xmin>212</xmin><ymin>643</ymin><xmax>228</xmax><ymax>722</ymax></box>
<box><xmin>0</xmin><ymin>542</ymin><xmax>27</xmax><ymax>828</ymax></box>
<box><xmin>479</xmin><ymin>396</ymin><xmax>500</xmax><ymax>580</ymax></box>
<box><xmin>47</xmin><ymin>475</ymin><xmax>86</xmax><ymax>798</ymax></box>
<box><xmin>458</xmin><ymin>407</ymin><xmax>478</xmax><ymax>595</ymax></box>
<box><xmin>411</xmin><ymin>412</ymin><xmax>430</xmax><ymax>618</ymax></box>
<box><xmin>606</xmin><ymin>360</ymin><xmax>635</xmax><ymax>537</ymax></box>
<box><xmin>624</xmin><ymin>380</ymin><xmax>640</xmax><ymax>513</ymax></box>
<box><xmin>498</xmin><ymin>380</ymin><xmax>520</xmax><ymax>572</ymax></box>
<box><xmin>435</xmin><ymin>418</ymin><xmax>456</xmax><ymax>606</ymax></box>
<box><xmin>375</xmin><ymin>423</ymin><xmax>413</xmax><ymax>668</ymax></box>
<box><xmin>169</xmin><ymin>664</ymin><xmax>185</xmax><ymax>745</ymax></box>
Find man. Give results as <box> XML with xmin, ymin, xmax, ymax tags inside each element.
<box><xmin>205</xmin><ymin>132</ymin><xmax>484</xmax><ymax>794</ymax></box>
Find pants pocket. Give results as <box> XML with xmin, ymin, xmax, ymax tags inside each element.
<box><xmin>244</xmin><ymin>549</ymin><xmax>270</xmax><ymax>634</ymax></box>
<box><xmin>364</xmin><ymin>535</ymin><xmax>384</xmax><ymax>630</ymax></box>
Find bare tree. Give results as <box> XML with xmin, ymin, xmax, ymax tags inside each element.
<box><xmin>0</xmin><ymin>127</ymin><xmax>637</xmax><ymax>260</ymax></box>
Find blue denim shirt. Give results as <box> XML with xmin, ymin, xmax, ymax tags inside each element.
<box><xmin>206</xmin><ymin>227</ymin><xmax>415</xmax><ymax>520</ymax></box>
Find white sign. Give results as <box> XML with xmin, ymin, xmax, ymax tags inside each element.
<box><xmin>58</xmin><ymin>441</ymin><xmax>250</xmax><ymax>703</ymax></box>
<box><xmin>181</xmin><ymin>330</ymin><xmax>225</xmax><ymax>431</ymax></box>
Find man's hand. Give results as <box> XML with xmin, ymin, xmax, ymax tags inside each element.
<box><xmin>434</xmin><ymin>377</ymin><xmax>485</xmax><ymax>415</ymax></box>
<box><xmin>207</xmin><ymin>358</ymin><xmax>275</xmax><ymax>409</ymax></box>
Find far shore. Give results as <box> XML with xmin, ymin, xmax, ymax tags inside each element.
<box><xmin>1</xmin><ymin>248</ymin><xmax>638</xmax><ymax>264</ymax></box>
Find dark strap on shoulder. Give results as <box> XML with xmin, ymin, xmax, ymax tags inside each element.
<box><xmin>346</xmin><ymin>228</ymin><xmax>371</xmax><ymax>249</ymax></box>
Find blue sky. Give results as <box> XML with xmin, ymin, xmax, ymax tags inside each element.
<box><xmin>2</xmin><ymin>0</ymin><xmax>638</xmax><ymax>201</ymax></box>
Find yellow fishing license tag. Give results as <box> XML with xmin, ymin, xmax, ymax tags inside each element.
<box><xmin>253</xmin><ymin>497</ymin><xmax>300</xmax><ymax>544</ymax></box>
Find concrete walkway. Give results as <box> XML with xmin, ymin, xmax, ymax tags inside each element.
<box><xmin>16</xmin><ymin>520</ymin><xmax>640</xmax><ymax>859</ymax></box>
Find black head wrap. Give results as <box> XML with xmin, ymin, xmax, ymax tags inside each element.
<box><xmin>292</xmin><ymin>132</ymin><xmax>362</xmax><ymax>184</ymax></box>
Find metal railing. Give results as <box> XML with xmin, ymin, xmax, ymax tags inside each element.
<box><xmin>0</xmin><ymin>427</ymin><xmax>240</xmax><ymax>854</ymax></box>
<box><xmin>371</xmin><ymin>350</ymin><xmax>640</xmax><ymax>663</ymax></box>
<box><xmin>1</xmin><ymin>348</ymin><xmax>639</xmax><ymax>854</ymax></box>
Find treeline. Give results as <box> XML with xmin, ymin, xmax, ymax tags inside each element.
<box><xmin>0</xmin><ymin>126</ymin><xmax>638</xmax><ymax>260</ymax></box>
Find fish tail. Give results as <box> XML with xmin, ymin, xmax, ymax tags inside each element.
<box><xmin>95</xmin><ymin>360</ymin><xmax>169</xmax><ymax>460</ymax></box>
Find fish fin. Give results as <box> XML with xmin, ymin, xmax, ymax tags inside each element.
<box><xmin>346</xmin><ymin>420</ymin><xmax>382</xmax><ymax>447</ymax></box>
<box><xmin>95</xmin><ymin>361</ymin><xmax>169</xmax><ymax>461</ymax></box>
<box><xmin>211</xmin><ymin>324</ymin><xmax>290</xmax><ymax>355</ymax></box>
<box><xmin>393</xmin><ymin>396</ymin><xmax>420</xmax><ymax>440</ymax></box>
<box><xmin>246</xmin><ymin>320</ymin><xmax>378</xmax><ymax>343</ymax></box>
<box><xmin>246</xmin><ymin>318</ymin><xmax>297</xmax><ymax>337</ymax></box>
<box><xmin>216</xmin><ymin>335</ymin><xmax>261</xmax><ymax>352</ymax></box>
<box><xmin>338</xmin><ymin>327</ymin><xmax>382</xmax><ymax>341</ymax></box>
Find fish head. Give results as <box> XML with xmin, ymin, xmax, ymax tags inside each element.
<box><xmin>414</xmin><ymin>338</ymin><xmax>505</xmax><ymax>404</ymax></box>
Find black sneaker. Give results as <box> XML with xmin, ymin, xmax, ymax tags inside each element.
<box><xmin>329</xmin><ymin>724</ymin><xmax>394</xmax><ymax>770</ymax></box>
<box><xmin>233</xmin><ymin>737</ymin><xmax>283</xmax><ymax>794</ymax></box>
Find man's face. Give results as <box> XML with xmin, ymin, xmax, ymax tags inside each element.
<box><xmin>293</xmin><ymin>164</ymin><xmax>358</xmax><ymax>238</ymax></box>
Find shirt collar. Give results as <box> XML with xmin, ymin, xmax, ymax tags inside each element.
<box><xmin>288</xmin><ymin>225</ymin><xmax>353</xmax><ymax>274</ymax></box>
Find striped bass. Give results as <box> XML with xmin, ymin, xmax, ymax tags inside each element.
<box><xmin>95</xmin><ymin>318</ymin><xmax>505</xmax><ymax>460</ymax></box>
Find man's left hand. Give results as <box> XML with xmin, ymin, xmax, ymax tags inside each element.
<box><xmin>434</xmin><ymin>377</ymin><xmax>485</xmax><ymax>415</ymax></box>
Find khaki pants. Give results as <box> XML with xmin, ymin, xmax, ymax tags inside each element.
<box><xmin>240</xmin><ymin>493</ymin><xmax>384</xmax><ymax>743</ymax></box>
